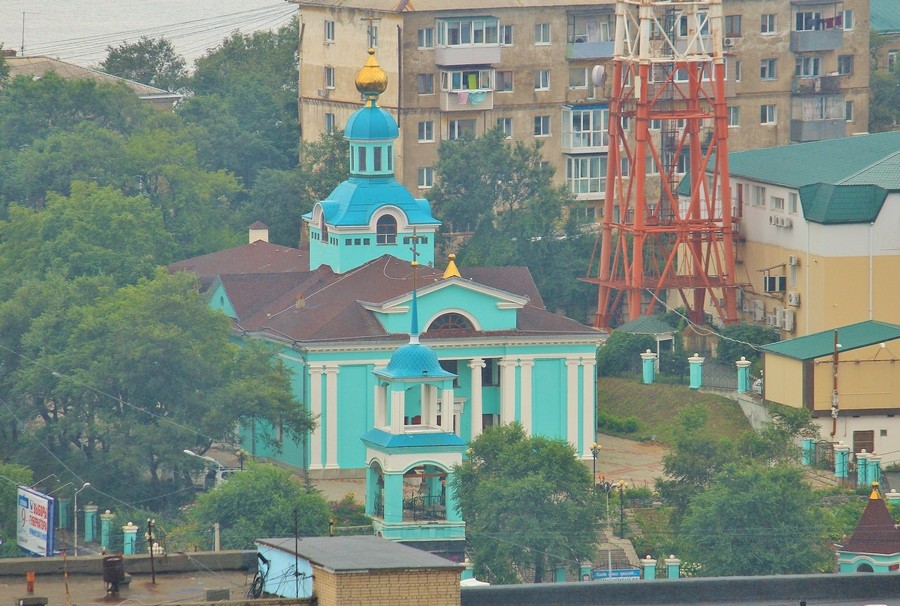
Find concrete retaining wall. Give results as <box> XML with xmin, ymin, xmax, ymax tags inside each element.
<box><xmin>0</xmin><ymin>550</ymin><xmax>255</xmax><ymax>578</ymax></box>
<box><xmin>461</xmin><ymin>573</ymin><xmax>898</xmax><ymax>605</ymax></box>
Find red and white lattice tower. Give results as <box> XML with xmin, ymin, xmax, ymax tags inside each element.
<box><xmin>589</xmin><ymin>0</ymin><xmax>739</xmax><ymax>329</ymax></box>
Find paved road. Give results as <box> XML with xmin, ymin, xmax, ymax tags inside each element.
<box><xmin>594</xmin><ymin>433</ymin><xmax>669</xmax><ymax>488</ymax></box>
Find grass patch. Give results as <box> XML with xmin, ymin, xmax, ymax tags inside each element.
<box><xmin>598</xmin><ymin>376</ymin><xmax>752</xmax><ymax>445</ymax></box>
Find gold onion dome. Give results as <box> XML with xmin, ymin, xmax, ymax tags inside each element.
<box><xmin>355</xmin><ymin>48</ymin><xmax>388</xmax><ymax>103</ymax></box>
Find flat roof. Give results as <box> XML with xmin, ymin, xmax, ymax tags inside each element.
<box><xmin>256</xmin><ymin>535</ymin><xmax>464</xmax><ymax>573</ymax></box>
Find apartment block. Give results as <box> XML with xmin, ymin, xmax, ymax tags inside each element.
<box><xmin>291</xmin><ymin>0</ymin><xmax>869</xmax><ymax>223</ymax></box>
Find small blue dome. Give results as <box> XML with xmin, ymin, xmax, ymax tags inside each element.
<box><xmin>377</xmin><ymin>343</ymin><xmax>456</xmax><ymax>381</ymax></box>
<box><xmin>344</xmin><ymin>104</ymin><xmax>399</xmax><ymax>141</ymax></box>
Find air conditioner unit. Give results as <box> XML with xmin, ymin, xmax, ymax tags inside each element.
<box><xmin>317</xmin><ymin>88</ymin><xmax>330</xmax><ymax>98</ymax></box>
<box><xmin>723</xmin><ymin>37</ymin><xmax>735</xmax><ymax>47</ymax></box>
<box><xmin>764</xmin><ymin>275</ymin><xmax>787</xmax><ymax>293</ymax></box>
<box><xmin>788</xmin><ymin>255</ymin><xmax>800</xmax><ymax>266</ymax></box>
<box><xmin>788</xmin><ymin>291</ymin><xmax>801</xmax><ymax>307</ymax></box>
<box><xmin>753</xmin><ymin>300</ymin><xmax>765</xmax><ymax>322</ymax></box>
<box><xmin>769</xmin><ymin>215</ymin><xmax>777</xmax><ymax>225</ymax></box>
<box><xmin>783</xmin><ymin>309</ymin><xmax>795</xmax><ymax>332</ymax></box>
<box><xmin>775</xmin><ymin>307</ymin><xmax>784</xmax><ymax>327</ymax></box>
<box><xmin>742</xmin><ymin>299</ymin><xmax>752</xmax><ymax>312</ymax></box>
<box><xmin>766</xmin><ymin>314</ymin><xmax>777</xmax><ymax>327</ymax></box>
<box><xmin>783</xmin><ymin>218</ymin><xmax>793</xmax><ymax>228</ymax></box>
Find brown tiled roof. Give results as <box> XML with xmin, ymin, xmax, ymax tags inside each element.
<box><xmin>171</xmin><ymin>247</ymin><xmax>601</xmax><ymax>344</ymax></box>
<box><xmin>842</xmin><ymin>489</ymin><xmax>900</xmax><ymax>555</ymax></box>
<box><xmin>6</xmin><ymin>56</ymin><xmax>176</xmax><ymax>97</ymax></box>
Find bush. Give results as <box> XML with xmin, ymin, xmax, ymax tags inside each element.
<box><xmin>598</xmin><ymin>410</ymin><xmax>640</xmax><ymax>434</ymax></box>
<box><xmin>597</xmin><ymin>332</ymin><xmax>656</xmax><ymax>376</ymax></box>
<box><xmin>715</xmin><ymin>323</ymin><xmax>779</xmax><ymax>364</ymax></box>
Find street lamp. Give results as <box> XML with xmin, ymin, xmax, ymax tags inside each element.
<box><xmin>616</xmin><ymin>480</ymin><xmax>627</xmax><ymax>539</ymax></box>
<box><xmin>183</xmin><ymin>449</ymin><xmax>222</xmax><ymax>468</ymax></box>
<box><xmin>590</xmin><ymin>443</ymin><xmax>601</xmax><ymax>491</ymax></box>
<box><xmin>73</xmin><ymin>482</ymin><xmax>90</xmax><ymax>556</ymax></box>
<box><xmin>236</xmin><ymin>448</ymin><xmax>248</xmax><ymax>471</ymax></box>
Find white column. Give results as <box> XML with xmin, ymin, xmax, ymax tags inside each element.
<box><xmin>519</xmin><ymin>359</ymin><xmax>535</xmax><ymax>435</ymax></box>
<box><xmin>499</xmin><ymin>358</ymin><xmax>518</xmax><ymax>424</ymax></box>
<box><xmin>441</xmin><ymin>386</ymin><xmax>455</xmax><ymax>432</ymax></box>
<box><xmin>324</xmin><ymin>365</ymin><xmax>340</xmax><ymax>470</ymax></box>
<box><xmin>468</xmin><ymin>358</ymin><xmax>486</xmax><ymax>439</ymax></box>
<box><xmin>581</xmin><ymin>358</ymin><xmax>596</xmax><ymax>457</ymax></box>
<box><xmin>308</xmin><ymin>365</ymin><xmax>324</xmax><ymax>470</ymax></box>
<box><xmin>565</xmin><ymin>358</ymin><xmax>580</xmax><ymax>448</ymax></box>
<box><xmin>390</xmin><ymin>390</ymin><xmax>404</xmax><ymax>434</ymax></box>
<box><xmin>373</xmin><ymin>383</ymin><xmax>386</xmax><ymax>429</ymax></box>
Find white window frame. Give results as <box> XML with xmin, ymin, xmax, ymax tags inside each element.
<box><xmin>417</xmin><ymin>73</ymin><xmax>434</xmax><ymax>95</ymax></box>
<box><xmin>761</xmin><ymin>14</ymin><xmax>776</xmax><ymax>35</ymax></box>
<box><xmin>566</xmin><ymin>155</ymin><xmax>607</xmax><ymax>196</ymax></box>
<box><xmin>418</xmin><ymin>28</ymin><xmax>434</xmax><ymax>49</ymax></box>
<box><xmin>325</xmin><ymin>20</ymin><xmax>335</xmax><ymax>43</ymax></box>
<box><xmin>500</xmin><ymin>24</ymin><xmax>514</xmax><ymax>45</ymax></box>
<box><xmin>752</xmin><ymin>185</ymin><xmax>766</xmax><ymax>207</ymax></box>
<box><xmin>324</xmin><ymin>112</ymin><xmax>335</xmax><ymax>134</ymax></box>
<box><xmin>534</xmin><ymin>115</ymin><xmax>551</xmax><ymax>137</ymax></box>
<box><xmin>535</xmin><ymin>69</ymin><xmax>551</xmax><ymax>91</ymax></box>
<box><xmin>497</xmin><ymin>117</ymin><xmax>513</xmax><ymax>138</ymax></box>
<box><xmin>727</xmin><ymin>106</ymin><xmax>740</xmax><ymax>127</ymax></box>
<box><xmin>418</xmin><ymin>166</ymin><xmax>434</xmax><ymax>189</ymax></box>
<box><xmin>534</xmin><ymin>23</ymin><xmax>551</xmax><ymax>45</ymax></box>
<box><xmin>760</xmin><ymin>104</ymin><xmax>776</xmax><ymax>125</ymax></box>
<box><xmin>562</xmin><ymin>107</ymin><xmax>609</xmax><ymax>148</ymax></box>
<box><xmin>788</xmin><ymin>192</ymin><xmax>799</xmax><ymax>214</ymax></box>
<box><xmin>837</xmin><ymin>55</ymin><xmax>853</xmax><ymax>76</ymax></box>
<box><xmin>760</xmin><ymin>58</ymin><xmax>777</xmax><ymax>80</ymax></box>
<box><xmin>324</xmin><ymin>66</ymin><xmax>335</xmax><ymax>89</ymax></box>
<box><xmin>496</xmin><ymin>70</ymin><xmax>513</xmax><ymax>92</ymax></box>
<box><xmin>441</xmin><ymin>69</ymin><xmax>494</xmax><ymax>92</ymax></box>
<box><xmin>569</xmin><ymin>67</ymin><xmax>589</xmax><ymax>89</ymax></box>
<box><xmin>418</xmin><ymin>120</ymin><xmax>434</xmax><ymax>143</ymax></box>
<box><xmin>840</xmin><ymin>10</ymin><xmax>853</xmax><ymax>30</ymax></box>
<box><xmin>448</xmin><ymin>119</ymin><xmax>477</xmax><ymax>140</ymax></box>
<box><xmin>771</xmin><ymin>196</ymin><xmax>785</xmax><ymax>211</ymax></box>
<box><xmin>795</xmin><ymin>56</ymin><xmax>821</xmax><ymax>77</ymax></box>
<box><xmin>437</xmin><ymin>18</ymin><xmax>499</xmax><ymax>47</ymax></box>
<box><xmin>845</xmin><ymin>100</ymin><xmax>854</xmax><ymax>122</ymax></box>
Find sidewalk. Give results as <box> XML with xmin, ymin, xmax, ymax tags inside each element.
<box><xmin>594</xmin><ymin>433</ymin><xmax>669</xmax><ymax>488</ymax></box>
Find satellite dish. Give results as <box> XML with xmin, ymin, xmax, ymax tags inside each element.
<box><xmin>591</xmin><ymin>65</ymin><xmax>607</xmax><ymax>87</ymax></box>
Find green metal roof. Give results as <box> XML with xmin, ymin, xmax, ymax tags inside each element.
<box><xmin>798</xmin><ymin>183</ymin><xmax>889</xmax><ymax>224</ymax></box>
<box><xmin>615</xmin><ymin>316</ymin><xmax>676</xmax><ymax>335</ymax></box>
<box><xmin>724</xmin><ymin>131</ymin><xmax>900</xmax><ymax>189</ymax></box>
<box><xmin>760</xmin><ymin>321</ymin><xmax>900</xmax><ymax>361</ymax></box>
<box><xmin>872</xmin><ymin>0</ymin><xmax>900</xmax><ymax>33</ymax></box>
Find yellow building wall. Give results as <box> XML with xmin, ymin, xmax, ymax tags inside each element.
<box><xmin>811</xmin><ymin>344</ymin><xmax>900</xmax><ymax>412</ymax></box>
<box><xmin>762</xmin><ymin>356</ymin><xmax>805</xmax><ymax>408</ymax></box>
<box><xmin>314</xmin><ymin>567</ymin><xmax>461</xmax><ymax>606</ymax></box>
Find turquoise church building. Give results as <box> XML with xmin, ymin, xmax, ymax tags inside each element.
<box><xmin>170</xmin><ymin>50</ymin><xmax>603</xmax><ymax>557</ymax></box>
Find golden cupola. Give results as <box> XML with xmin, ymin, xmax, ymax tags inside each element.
<box><xmin>355</xmin><ymin>48</ymin><xmax>388</xmax><ymax>106</ymax></box>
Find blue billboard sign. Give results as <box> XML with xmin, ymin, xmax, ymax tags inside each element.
<box><xmin>16</xmin><ymin>486</ymin><xmax>56</xmax><ymax>557</ymax></box>
<box><xmin>592</xmin><ymin>568</ymin><xmax>641</xmax><ymax>580</ymax></box>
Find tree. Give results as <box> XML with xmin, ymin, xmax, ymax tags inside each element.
<box><xmin>4</xmin><ymin>271</ymin><xmax>312</xmax><ymax>505</ymax></box>
<box><xmin>597</xmin><ymin>331</ymin><xmax>657</xmax><ymax>376</ymax></box>
<box><xmin>100</xmin><ymin>37</ymin><xmax>186</xmax><ymax>91</ymax></box>
<box><xmin>869</xmin><ymin>64</ymin><xmax>900</xmax><ymax>133</ymax></box>
<box><xmin>178</xmin><ymin>462</ymin><xmax>332</xmax><ymax>550</ymax></box>
<box><xmin>0</xmin><ymin>45</ymin><xmax>9</xmax><ymax>84</ymax></box>
<box><xmin>715</xmin><ymin>322</ymin><xmax>780</xmax><ymax>366</ymax></box>
<box><xmin>452</xmin><ymin>423</ymin><xmax>599</xmax><ymax>584</ymax></box>
<box><xmin>681</xmin><ymin>463</ymin><xmax>831</xmax><ymax>576</ymax></box>
<box><xmin>0</xmin><ymin>463</ymin><xmax>33</xmax><ymax>557</ymax></box>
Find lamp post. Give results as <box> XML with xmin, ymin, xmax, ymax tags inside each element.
<box><xmin>236</xmin><ymin>448</ymin><xmax>247</xmax><ymax>471</ymax></box>
<box><xmin>617</xmin><ymin>481</ymin><xmax>626</xmax><ymax>539</ymax></box>
<box><xmin>183</xmin><ymin>449</ymin><xmax>221</xmax><ymax>467</ymax></box>
<box><xmin>73</xmin><ymin>482</ymin><xmax>90</xmax><ymax>556</ymax></box>
<box><xmin>590</xmin><ymin>443</ymin><xmax>601</xmax><ymax>491</ymax></box>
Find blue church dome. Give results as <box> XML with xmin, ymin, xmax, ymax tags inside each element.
<box><xmin>378</xmin><ymin>342</ymin><xmax>456</xmax><ymax>381</ymax></box>
<box><xmin>344</xmin><ymin>105</ymin><xmax>399</xmax><ymax>141</ymax></box>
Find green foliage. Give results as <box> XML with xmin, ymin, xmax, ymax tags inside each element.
<box><xmin>0</xmin><ymin>47</ymin><xmax>8</xmax><ymax>84</ymax></box>
<box><xmin>682</xmin><ymin>463</ymin><xmax>832</xmax><ymax>576</ymax></box>
<box><xmin>597</xmin><ymin>332</ymin><xmax>656</xmax><ymax>376</ymax></box>
<box><xmin>100</xmin><ymin>37</ymin><xmax>187</xmax><ymax>91</ymax></box>
<box><xmin>452</xmin><ymin>423</ymin><xmax>599</xmax><ymax>584</ymax></box>
<box><xmin>329</xmin><ymin>494</ymin><xmax>372</xmax><ymax>535</ymax></box>
<box><xmin>597</xmin><ymin>410</ymin><xmax>639</xmax><ymax>434</ymax></box>
<box><xmin>176</xmin><ymin>462</ymin><xmax>332</xmax><ymax>550</ymax></box>
<box><xmin>715</xmin><ymin>323</ymin><xmax>779</xmax><ymax>365</ymax></box>
<box><xmin>0</xmin><ymin>463</ymin><xmax>33</xmax><ymax>557</ymax></box>
<box><xmin>870</xmin><ymin>64</ymin><xmax>900</xmax><ymax>132</ymax></box>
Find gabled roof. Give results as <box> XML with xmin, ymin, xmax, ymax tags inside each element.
<box><xmin>872</xmin><ymin>0</ymin><xmax>900</xmax><ymax>34</ymax></box>
<box><xmin>169</xmin><ymin>247</ymin><xmax>601</xmax><ymax>345</ymax></box>
<box><xmin>361</xmin><ymin>428</ymin><xmax>467</xmax><ymax>449</ymax></box>
<box><xmin>760</xmin><ymin>321</ymin><xmax>900</xmax><ymax>361</ymax></box>
<box><xmin>841</xmin><ymin>486</ymin><xmax>900</xmax><ymax>556</ymax></box>
<box><xmin>724</xmin><ymin>131</ymin><xmax>900</xmax><ymax>190</ymax></box>
<box><xmin>798</xmin><ymin>184</ymin><xmax>889</xmax><ymax>224</ymax></box>
<box><xmin>615</xmin><ymin>316</ymin><xmax>676</xmax><ymax>336</ymax></box>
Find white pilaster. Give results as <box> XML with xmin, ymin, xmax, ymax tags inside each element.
<box><xmin>565</xmin><ymin>358</ymin><xmax>580</xmax><ymax>448</ymax></box>
<box><xmin>373</xmin><ymin>383</ymin><xmax>386</xmax><ymax>429</ymax></box>
<box><xmin>308</xmin><ymin>365</ymin><xmax>324</xmax><ymax>470</ymax></box>
<box><xmin>499</xmin><ymin>358</ymin><xmax>518</xmax><ymax>424</ymax></box>
<box><xmin>581</xmin><ymin>359</ymin><xmax>596</xmax><ymax>457</ymax></box>
<box><xmin>519</xmin><ymin>359</ymin><xmax>535</xmax><ymax>435</ymax></box>
<box><xmin>390</xmin><ymin>390</ymin><xmax>404</xmax><ymax>434</ymax></box>
<box><xmin>441</xmin><ymin>387</ymin><xmax>455</xmax><ymax>432</ymax></box>
<box><xmin>324</xmin><ymin>365</ymin><xmax>340</xmax><ymax>470</ymax></box>
<box><xmin>468</xmin><ymin>358</ymin><xmax>486</xmax><ymax>439</ymax></box>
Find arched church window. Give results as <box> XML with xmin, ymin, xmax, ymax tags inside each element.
<box><xmin>428</xmin><ymin>312</ymin><xmax>473</xmax><ymax>331</ymax></box>
<box><xmin>856</xmin><ymin>563</ymin><xmax>874</xmax><ymax>573</ymax></box>
<box><xmin>376</xmin><ymin>215</ymin><xmax>397</xmax><ymax>244</ymax></box>
<box><xmin>320</xmin><ymin>215</ymin><xmax>329</xmax><ymax>245</ymax></box>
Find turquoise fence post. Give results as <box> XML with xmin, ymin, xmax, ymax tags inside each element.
<box><xmin>665</xmin><ymin>555</ymin><xmax>681</xmax><ymax>579</ymax></box>
<box><xmin>801</xmin><ymin>438</ymin><xmax>815</xmax><ymax>466</ymax></box>
<box><xmin>642</xmin><ymin>556</ymin><xmax>657</xmax><ymax>580</ymax></box>
<box><xmin>869</xmin><ymin>455</ymin><xmax>881</xmax><ymax>485</ymax></box>
<box><xmin>554</xmin><ymin>566</ymin><xmax>567</xmax><ymax>582</ymax></box>
<box><xmin>688</xmin><ymin>354</ymin><xmax>704</xmax><ymax>389</ymax></box>
<box><xmin>122</xmin><ymin>522</ymin><xmax>138</xmax><ymax>555</ymax></box>
<box><xmin>100</xmin><ymin>510</ymin><xmax>115</xmax><ymax>551</ymax></box>
<box><xmin>83</xmin><ymin>504</ymin><xmax>98</xmax><ymax>543</ymax></box>
<box><xmin>57</xmin><ymin>498</ymin><xmax>72</xmax><ymax>531</ymax></box>
<box><xmin>580</xmin><ymin>561</ymin><xmax>592</xmax><ymax>582</ymax></box>
<box><xmin>641</xmin><ymin>350</ymin><xmax>657</xmax><ymax>384</ymax></box>
<box><xmin>834</xmin><ymin>442</ymin><xmax>850</xmax><ymax>480</ymax></box>
<box><xmin>736</xmin><ymin>357</ymin><xmax>751</xmax><ymax>393</ymax></box>
<box><xmin>886</xmin><ymin>489</ymin><xmax>900</xmax><ymax>506</ymax></box>
<box><xmin>461</xmin><ymin>557</ymin><xmax>475</xmax><ymax>580</ymax></box>
<box><xmin>857</xmin><ymin>450</ymin><xmax>869</xmax><ymax>487</ymax></box>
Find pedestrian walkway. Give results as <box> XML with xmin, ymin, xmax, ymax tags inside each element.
<box><xmin>594</xmin><ymin>433</ymin><xmax>669</xmax><ymax>488</ymax></box>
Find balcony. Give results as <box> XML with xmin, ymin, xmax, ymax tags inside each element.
<box><xmin>790</xmin><ymin>118</ymin><xmax>845</xmax><ymax>142</ymax></box>
<box><xmin>434</xmin><ymin>45</ymin><xmax>501</xmax><ymax>67</ymax></box>
<box><xmin>792</xmin><ymin>74</ymin><xmax>842</xmax><ymax>95</ymax></box>
<box><xmin>790</xmin><ymin>28</ymin><xmax>843</xmax><ymax>52</ymax></box>
<box><xmin>567</xmin><ymin>40</ymin><xmax>615</xmax><ymax>60</ymax></box>
<box><xmin>440</xmin><ymin>89</ymin><xmax>494</xmax><ymax>112</ymax></box>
